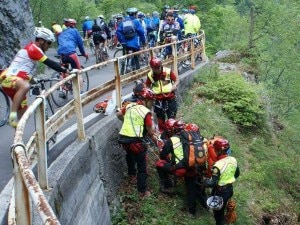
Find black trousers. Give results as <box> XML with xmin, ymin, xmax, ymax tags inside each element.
<box><xmin>212</xmin><ymin>185</ymin><xmax>233</xmax><ymax>225</ymax></box>
<box><xmin>154</xmin><ymin>97</ymin><xmax>177</xmax><ymax>121</ymax></box>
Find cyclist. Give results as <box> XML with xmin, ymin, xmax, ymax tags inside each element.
<box><xmin>159</xmin><ymin>11</ymin><xmax>181</xmax><ymax>59</ymax></box>
<box><xmin>147</xmin><ymin>11</ymin><xmax>160</xmax><ymax>46</ymax></box>
<box><xmin>92</xmin><ymin>15</ymin><xmax>111</xmax><ymax>57</ymax></box>
<box><xmin>184</xmin><ymin>6</ymin><xmax>201</xmax><ymax>36</ymax></box>
<box><xmin>82</xmin><ymin>16</ymin><xmax>93</xmax><ymax>39</ymax></box>
<box><xmin>116</xmin><ymin>7</ymin><xmax>146</xmax><ymax>70</ymax></box>
<box><xmin>0</xmin><ymin>27</ymin><xmax>69</xmax><ymax>128</ymax></box>
<box><xmin>160</xmin><ymin>5</ymin><xmax>170</xmax><ymax>20</ymax></box>
<box><xmin>57</xmin><ymin>18</ymin><xmax>88</xmax><ymax>70</ymax></box>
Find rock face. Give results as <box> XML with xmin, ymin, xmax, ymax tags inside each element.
<box><xmin>0</xmin><ymin>0</ymin><xmax>34</xmax><ymax>67</ymax></box>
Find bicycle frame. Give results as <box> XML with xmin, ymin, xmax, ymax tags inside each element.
<box><xmin>0</xmin><ymin>87</ymin><xmax>10</xmax><ymax>127</ymax></box>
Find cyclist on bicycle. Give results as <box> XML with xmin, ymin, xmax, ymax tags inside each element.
<box><xmin>57</xmin><ymin>18</ymin><xmax>89</xmax><ymax>70</ymax></box>
<box><xmin>145</xmin><ymin>57</ymin><xmax>179</xmax><ymax>133</ymax></box>
<box><xmin>0</xmin><ymin>27</ymin><xmax>69</xmax><ymax>128</ymax></box>
<box><xmin>82</xmin><ymin>16</ymin><xmax>93</xmax><ymax>39</ymax></box>
<box><xmin>158</xmin><ymin>11</ymin><xmax>181</xmax><ymax>59</ymax></box>
<box><xmin>116</xmin><ymin>7</ymin><xmax>146</xmax><ymax>70</ymax></box>
<box><xmin>92</xmin><ymin>15</ymin><xmax>111</xmax><ymax>56</ymax></box>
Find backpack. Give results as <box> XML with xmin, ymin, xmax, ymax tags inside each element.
<box><xmin>96</xmin><ymin>18</ymin><xmax>106</xmax><ymax>31</ymax></box>
<box><xmin>179</xmin><ymin>130</ymin><xmax>207</xmax><ymax>169</ymax></box>
<box><xmin>122</xmin><ymin>17</ymin><xmax>136</xmax><ymax>39</ymax></box>
<box><xmin>148</xmin><ymin>19</ymin><xmax>158</xmax><ymax>31</ymax></box>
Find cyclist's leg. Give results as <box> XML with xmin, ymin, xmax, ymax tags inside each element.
<box><xmin>1</xmin><ymin>76</ymin><xmax>29</xmax><ymax>127</ymax></box>
<box><xmin>128</xmin><ymin>47</ymin><xmax>140</xmax><ymax>70</ymax></box>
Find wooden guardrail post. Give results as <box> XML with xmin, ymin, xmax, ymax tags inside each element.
<box><xmin>72</xmin><ymin>73</ymin><xmax>85</xmax><ymax>140</ymax></box>
<box><xmin>191</xmin><ymin>38</ymin><xmax>195</xmax><ymax>69</ymax></box>
<box><xmin>114</xmin><ymin>60</ymin><xmax>122</xmax><ymax>109</ymax></box>
<box><xmin>35</xmin><ymin>96</ymin><xmax>48</xmax><ymax>189</ymax></box>
<box><xmin>172</xmin><ymin>42</ymin><xmax>178</xmax><ymax>75</ymax></box>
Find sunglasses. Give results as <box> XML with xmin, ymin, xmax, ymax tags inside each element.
<box><xmin>47</xmin><ymin>41</ymin><xmax>52</xmax><ymax>45</ymax></box>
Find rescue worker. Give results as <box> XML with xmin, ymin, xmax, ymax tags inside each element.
<box><xmin>160</xmin><ymin>118</ymin><xmax>176</xmax><ymax>141</ymax></box>
<box><xmin>116</xmin><ymin>88</ymin><xmax>155</xmax><ymax>198</ymax></box>
<box><xmin>156</xmin><ymin>120</ymin><xmax>207</xmax><ymax>217</ymax></box>
<box><xmin>204</xmin><ymin>138</ymin><xmax>240</xmax><ymax>225</ymax></box>
<box><xmin>145</xmin><ymin>57</ymin><xmax>179</xmax><ymax>133</ymax></box>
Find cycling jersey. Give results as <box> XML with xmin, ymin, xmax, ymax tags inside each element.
<box><xmin>5</xmin><ymin>42</ymin><xmax>47</xmax><ymax>80</ymax></box>
<box><xmin>82</xmin><ymin>20</ymin><xmax>94</xmax><ymax>38</ymax></box>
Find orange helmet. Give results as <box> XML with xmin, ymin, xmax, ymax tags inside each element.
<box><xmin>165</xmin><ymin>118</ymin><xmax>176</xmax><ymax>131</ymax></box>
<box><xmin>185</xmin><ymin>123</ymin><xmax>199</xmax><ymax>132</ymax></box>
<box><xmin>150</xmin><ymin>57</ymin><xmax>162</xmax><ymax>69</ymax></box>
<box><xmin>213</xmin><ymin>139</ymin><xmax>230</xmax><ymax>153</ymax></box>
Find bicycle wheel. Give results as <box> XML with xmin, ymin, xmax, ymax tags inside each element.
<box><xmin>80</xmin><ymin>69</ymin><xmax>89</xmax><ymax>92</ymax></box>
<box><xmin>50</xmin><ymin>72</ymin><xmax>70</xmax><ymax>107</ymax></box>
<box><xmin>96</xmin><ymin>48</ymin><xmax>101</xmax><ymax>64</ymax></box>
<box><xmin>0</xmin><ymin>88</ymin><xmax>10</xmax><ymax>127</ymax></box>
<box><xmin>113</xmin><ymin>48</ymin><xmax>123</xmax><ymax>58</ymax></box>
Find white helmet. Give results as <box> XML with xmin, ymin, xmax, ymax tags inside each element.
<box><xmin>34</xmin><ymin>27</ymin><xmax>55</xmax><ymax>42</ymax></box>
<box><xmin>206</xmin><ymin>196</ymin><xmax>223</xmax><ymax>210</ymax></box>
<box><xmin>85</xmin><ymin>16</ymin><xmax>90</xmax><ymax>21</ymax></box>
<box><xmin>98</xmin><ymin>15</ymin><xmax>104</xmax><ymax>19</ymax></box>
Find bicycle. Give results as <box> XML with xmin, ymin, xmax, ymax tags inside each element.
<box><xmin>113</xmin><ymin>45</ymin><xmax>140</xmax><ymax>75</ymax></box>
<box><xmin>50</xmin><ymin>55</ymin><xmax>90</xmax><ymax>107</ymax></box>
<box><xmin>0</xmin><ymin>86</ymin><xmax>10</xmax><ymax>127</ymax></box>
<box><xmin>95</xmin><ymin>42</ymin><xmax>109</xmax><ymax>64</ymax></box>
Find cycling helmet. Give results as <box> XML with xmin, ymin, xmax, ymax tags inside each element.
<box><xmin>126</xmin><ymin>7</ymin><xmax>138</xmax><ymax>15</ymax></box>
<box><xmin>137</xmin><ymin>12</ymin><xmax>145</xmax><ymax>18</ymax></box>
<box><xmin>65</xmin><ymin>18</ymin><xmax>77</xmax><ymax>27</ymax></box>
<box><xmin>85</xmin><ymin>16</ymin><xmax>90</xmax><ymax>21</ymax></box>
<box><xmin>213</xmin><ymin>138</ymin><xmax>230</xmax><ymax>153</ymax></box>
<box><xmin>116</xmin><ymin>14</ymin><xmax>123</xmax><ymax>19</ymax></box>
<box><xmin>207</xmin><ymin>196</ymin><xmax>223</xmax><ymax>210</ymax></box>
<box><xmin>152</xmin><ymin>11</ymin><xmax>159</xmax><ymax>17</ymax></box>
<box><xmin>150</xmin><ymin>57</ymin><xmax>162</xmax><ymax>69</ymax></box>
<box><xmin>165</xmin><ymin>119</ymin><xmax>176</xmax><ymax>131</ymax></box>
<box><xmin>164</xmin><ymin>5</ymin><xmax>170</xmax><ymax>10</ymax></box>
<box><xmin>182</xmin><ymin>8</ymin><xmax>188</xmax><ymax>13</ymax></box>
<box><xmin>173</xmin><ymin>120</ymin><xmax>185</xmax><ymax>133</ymax></box>
<box><xmin>185</xmin><ymin>123</ymin><xmax>199</xmax><ymax>132</ymax></box>
<box><xmin>98</xmin><ymin>15</ymin><xmax>105</xmax><ymax>19</ymax></box>
<box><xmin>34</xmin><ymin>27</ymin><xmax>55</xmax><ymax>42</ymax></box>
<box><xmin>139</xmin><ymin>88</ymin><xmax>154</xmax><ymax>100</ymax></box>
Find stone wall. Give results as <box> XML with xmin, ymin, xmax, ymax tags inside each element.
<box><xmin>0</xmin><ymin>0</ymin><xmax>34</xmax><ymax>67</ymax></box>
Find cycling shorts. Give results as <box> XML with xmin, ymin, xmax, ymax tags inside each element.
<box><xmin>61</xmin><ymin>53</ymin><xmax>81</xmax><ymax>69</ymax></box>
<box><xmin>93</xmin><ymin>34</ymin><xmax>107</xmax><ymax>45</ymax></box>
<box><xmin>1</xmin><ymin>73</ymin><xmax>28</xmax><ymax>110</ymax></box>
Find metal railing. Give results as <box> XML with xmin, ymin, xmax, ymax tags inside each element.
<box><xmin>8</xmin><ymin>31</ymin><xmax>206</xmax><ymax>225</ymax></box>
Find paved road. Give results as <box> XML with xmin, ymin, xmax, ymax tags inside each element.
<box><xmin>0</xmin><ymin>46</ymin><xmax>128</xmax><ymax>192</ymax></box>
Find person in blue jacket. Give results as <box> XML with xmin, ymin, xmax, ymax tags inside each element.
<box><xmin>82</xmin><ymin>16</ymin><xmax>94</xmax><ymax>39</ymax></box>
<box><xmin>116</xmin><ymin>7</ymin><xmax>146</xmax><ymax>70</ymax></box>
<box><xmin>57</xmin><ymin>18</ymin><xmax>88</xmax><ymax>70</ymax></box>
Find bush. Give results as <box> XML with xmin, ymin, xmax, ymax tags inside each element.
<box><xmin>194</xmin><ymin>72</ymin><xmax>265</xmax><ymax>129</ymax></box>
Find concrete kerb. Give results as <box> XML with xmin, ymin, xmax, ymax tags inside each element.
<box><xmin>0</xmin><ymin>57</ymin><xmax>209</xmax><ymax>225</ymax></box>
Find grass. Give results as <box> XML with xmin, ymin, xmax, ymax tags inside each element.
<box><xmin>111</xmin><ymin>66</ymin><xmax>300</xmax><ymax>225</ymax></box>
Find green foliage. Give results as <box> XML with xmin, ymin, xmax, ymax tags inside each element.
<box><xmin>193</xmin><ymin>72</ymin><xmax>265</xmax><ymax>129</ymax></box>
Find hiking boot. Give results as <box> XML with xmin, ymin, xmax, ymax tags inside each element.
<box><xmin>140</xmin><ymin>191</ymin><xmax>151</xmax><ymax>199</ymax></box>
<box><xmin>160</xmin><ymin>187</ymin><xmax>174</xmax><ymax>194</ymax></box>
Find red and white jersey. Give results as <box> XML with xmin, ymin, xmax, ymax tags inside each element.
<box><xmin>6</xmin><ymin>42</ymin><xmax>47</xmax><ymax>80</ymax></box>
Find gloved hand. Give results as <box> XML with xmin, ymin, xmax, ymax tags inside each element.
<box><xmin>84</xmin><ymin>53</ymin><xmax>89</xmax><ymax>60</ymax></box>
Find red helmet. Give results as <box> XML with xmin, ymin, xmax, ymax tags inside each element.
<box><xmin>213</xmin><ymin>139</ymin><xmax>230</xmax><ymax>152</ymax></box>
<box><xmin>165</xmin><ymin>119</ymin><xmax>176</xmax><ymax>131</ymax></box>
<box><xmin>139</xmin><ymin>88</ymin><xmax>154</xmax><ymax>100</ymax></box>
<box><xmin>185</xmin><ymin>123</ymin><xmax>199</xmax><ymax>132</ymax></box>
<box><xmin>173</xmin><ymin>120</ymin><xmax>185</xmax><ymax>132</ymax></box>
<box><xmin>150</xmin><ymin>57</ymin><xmax>162</xmax><ymax>69</ymax></box>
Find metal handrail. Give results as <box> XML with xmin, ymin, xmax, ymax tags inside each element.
<box><xmin>8</xmin><ymin>31</ymin><xmax>206</xmax><ymax>225</ymax></box>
